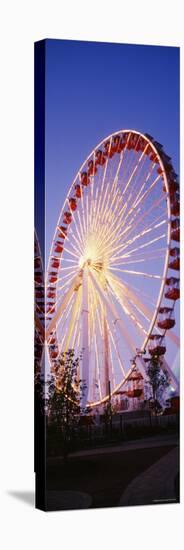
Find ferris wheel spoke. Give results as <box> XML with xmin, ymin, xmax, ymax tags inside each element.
<box><xmin>94</xmin><ymin>150</ymin><xmax>125</xmax><ymax>234</ymax></box>
<box><xmin>125</xmin><ymin>151</ymin><xmax>155</xmax><ymax>201</ymax></box>
<box><xmin>57</xmin><ymin>268</ymin><xmax>78</xmax><ymax>284</ymax></box>
<box><xmin>89</xmin><ymin>279</ymin><xmax>104</xmax><ymax>399</ymax></box>
<box><xmin>109</xmin><ymin>267</ymin><xmax>163</xmax><ymax>279</ymax></box>
<box><xmin>109</xmin><ymin>275</ymin><xmax>163</xmax><ymax>344</ymax></box>
<box><xmin>115</xmin><ymin>233</ymin><xmax>166</xmax><ymax>259</ymax></box>
<box><xmin>121</xmin><ymin>142</ymin><xmax>149</xmax><ymax>198</ymax></box>
<box><xmin>110</xmin><ymin>226</ymin><xmax>166</xmax><ymax>262</ymax></box>
<box><xmin>134</xmin><ymin>173</ymin><xmax>162</xmax><ymax>212</ymax></box>
<box><xmin>93</xmin><ymin>140</ymin><xmax>128</xmax><ymax>234</ymax></box>
<box><xmin>91</xmin><ymin>141</ymin><xmax>112</xmax><ymax>231</ymax></box>
<box><xmin>75</xmin><ymin>207</ymin><xmax>86</xmax><ymax>248</ymax></box>
<box><xmin>89</xmin><ymin>287</ymin><xmax>103</xmax><ymax>401</ymax></box>
<box><xmin>109</xmin><ymin>324</ymin><xmax>126</xmax><ymax>378</ymax></box>
<box><xmin>130</xmin><ymin>163</ymin><xmax>156</xmax><ymax>207</ymax></box>
<box><xmin>89</xmin><ymin>269</ymin><xmax>136</xmax><ymax>356</ymax></box>
<box><xmin>62</xmin><ymin>289</ymin><xmax>81</xmax><ymax>354</ymax></box>
<box><xmin>71</xmin><ymin>301</ymin><xmax>82</xmax><ymax>350</ymax></box>
<box><xmin>120</xmin><ymin>171</ymin><xmax>161</xmax><ymax>234</ymax></box>
<box><xmin>97</xmin><ymin>186</ymin><xmax>126</xmax><ymax>238</ymax></box>
<box><xmin>48</xmin><ymin>292</ymin><xmax>74</xmax><ymax>350</ymax></box>
<box><xmin>111</xmin><ymin>253</ymin><xmax>165</xmax><ymax>267</ymax></box>
<box><xmin>95</xmin><ymin>191</ymin><xmax>128</xmax><ymax>252</ymax></box>
<box><xmin>46</xmin><ymin>274</ymin><xmax>81</xmax><ymax>339</ymax></box>
<box><xmin>114</xmin><ymin>275</ymin><xmax>158</xmax><ymax>315</ymax></box>
<box><xmin>121</xmin><ymin>145</ymin><xmax>151</xmax><ymax>203</ymax></box>
<box><xmin>107</xmin><ymin>276</ymin><xmax>148</xmax><ymax>338</ymax></box>
<box><xmin>117</xmin><ymin>195</ymin><xmax>166</xmax><ymax>248</ymax></box>
<box><xmin>57</xmin><ymin>296</ymin><xmax>76</xmax><ymax>353</ymax></box>
<box><xmin>89</xmin><ymin>185</ymin><xmax>100</xmax><ymax>233</ymax></box>
<box><xmin>57</xmin><ymin>272</ymin><xmax>77</xmax><ymax>293</ymax></box>
<box><xmin>110</xmin><ymin>220</ymin><xmax>167</xmax><ymax>262</ymax></box>
<box><xmin>97</xmin><ymin>172</ymin><xmax>164</xmax><ymax>252</ymax></box>
<box><xmin>69</xmin><ymin>210</ymin><xmax>85</xmax><ymax>251</ymax></box>
<box><xmin>65</xmin><ymin>227</ymin><xmax>84</xmax><ymax>257</ymax></box>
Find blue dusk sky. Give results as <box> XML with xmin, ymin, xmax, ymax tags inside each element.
<box><xmin>45</xmin><ymin>39</ymin><xmax>179</xmax><ymax>260</ymax></box>
<box><xmin>43</xmin><ymin>39</ymin><xmax>179</xmax><ymax>378</ymax></box>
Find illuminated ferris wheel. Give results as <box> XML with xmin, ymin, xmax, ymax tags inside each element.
<box><xmin>34</xmin><ymin>230</ymin><xmax>44</xmax><ymax>373</ymax></box>
<box><xmin>46</xmin><ymin>130</ymin><xmax>180</xmax><ymax>408</ymax></box>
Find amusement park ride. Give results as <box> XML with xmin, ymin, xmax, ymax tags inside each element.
<box><xmin>35</xmin><ymin>130</ymin><xmax>180</xmax><ymax>412</ymax></box>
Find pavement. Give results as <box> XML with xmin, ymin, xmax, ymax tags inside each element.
<box><xmin>119</xmin><ymin>446</ymin><xmax>179</xmax><ymax>506</ymax></box>
<box><xmin>64</xmin><ymin>433</ymin><xmax>179</xmax><ymax>460</ymax></box>
<box><xmin>46</xmin><ymin>435</ymin><xmax>179</xmax><ymax>510</ymax></box>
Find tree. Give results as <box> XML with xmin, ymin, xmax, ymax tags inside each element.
<box><xmin>146</xmin><ymin>355</ymin><xmax>170</xmax><ymax>413</ymax></box>
<box><xmin>46</xmin><ymin>349</ymin><xmax>86</xmax><ymax>460</ymax></box>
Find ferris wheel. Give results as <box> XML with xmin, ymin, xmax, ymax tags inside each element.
<box><xmin>34</xmin><ymin>230</ymin><xmax>45</xmax><ymax>374</ymax></box>
<box><xmin>46</xmin><ymin>130</ymin><xmax>180</xmax><ymax>408</ymax></box>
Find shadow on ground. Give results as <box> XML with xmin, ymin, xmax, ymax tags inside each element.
<box><xmin>7</xmin><ymin>491</ymin><xmax>35</xmax><ymax>507</ymax></box>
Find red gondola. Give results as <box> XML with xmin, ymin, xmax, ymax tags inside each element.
<box><xmin>95</xmin><ymin>150</ymin><xmax>106</xmax><ymax>166</ymax></box>
<box><xmin>150</xmin><ymin>152</ymin><xmax>159</xmax><ymax>163</ymax></box>
<box><xmin>35</xmin><ymin>291</ymin><xmax>44</xmax><ymax>298</ymax></box>
<box><xmin>103</xmin><ymin>140</ymin><xmax>113</xmax><ymax>157</ymax></box>
<box><xmin>157</xmin><ymin>166</ymin><xmax>164</xmax><ymax>175</ymax></box>
<box><xmin>35</xmin><ymin>275</ymin><xmax>42</xmax><ymax>284</ymax></box>
<box><xmin>49</xmin><ymin>276</ymin><xmax>57</xmax><ymax>283</ymax></box>
<box><xmin>87</xmin><ymin>160</ymin><xmax>97</xmax><ymax>177</ymax></box>
<box><xmin>69</xmin><ymin>197</ymin><xmax>77</xmax><ymax>211</ymax></box>
<box><xmin>127</xmin><ymin>370</ymin><xmax>143</xmax><ymax>382</ymax></box>
<box><xmin>165</xmin><ymin>277</ymin><xmax>180</xmax><ymax>301</ymax></box>
<box><xmin>144</xmin><ymin>144</ymin><xmax>152</xmax><ymax>157</ymax></box>
<box><xmin>171</xmin><ymin>218</ymin><xmax>180</xmax><ymax>242</ymax></box>
<box><xmin>55</xmin><ymin>244</ymin><xmax>63</xmax><ymax>253</ymax></box>
<box><xmin>168</xmin><ymin>247</ymin><xmax>180</xmax><ymax>271</ymax></box>
<box><xmin>164</xmin><ymin>163</ymin><xmax>173</xmax><ymax>175</ymax></box>
<box><xmin>51</xmin><ymin>259</ymin><xmax>60</xmax><ymax>268</ymax></box>
<box><xmin>164</xmin><ymin>180</ymin><xmax>179</xmax><ymax>196</ymax></box>
<box><xmin>47</xmin><ymin>292</ymin><xmax>56</xmax><ymax>298</ymax></box>
<box><xmin>34</xmin><ymin>258</ymin><xmax>40</xmax><ymax>269</ymax></box>
<box><xmin>118</xmin><ymin>134</ymin><xmax>127</xmax><ymax>151</ymax></box>
<box><xmin>50</xmin><ymin>351</ymin><xmax>58</xmax><ymax>359</ymax></box>
<box><xmin>157</xmin><ymin>307</ymin><xmax>175</xmax><ymax>330</ymax></box>
<box><xmin>63</xmin><ymin>211</ymin><xmax>72</xmax><ymax>224</ymax></box>
<box><xmin>148</xmin><ymin>334</ymin><xmax>166</xmax><ymax>356</ymax></box>
<box><xmin>49</xmin><ymin>337</ymin><xmax>56</xmax><ymax>345</ymax></box>
<box><xmin>58</xmin><ymin>225</ymin><xmax>67</xmax><ymax>238</ymax></box>
<box><xmin>47</xmin><ymin>305</ymin><xmax>55</xmax><ymax>314</ymax></box>
<box><xmin>136</xmin><ymin>137</ymin><xmax>146</xmax><ymax>152</ymax></box>
<box><xmin>80</xmin><ymin>172</ymin><xmax>90</xmax><ymax>186</ymax></box>
<box><xmin>126</xmin><ymin>389</ymin><xmax>143</xmax><ymax>398</ymax></box>
<box><xmin>111</xmin><ymin>135</ymin><xmax>121</xmax><ymax>153</ymax></box>
<box><xmin>171</xmin><ymin>201</ymin><xmax>180</xmax><ymax>216</ymax></box>
<box><xmin>128</xmin><ymin>134</ymin><xmax>138</xmax><ymax>151</ymax></box>
<box><xmin>74</xmin><ymin>183</ymin><xmax>82</xmax><ymax>198</ymax></box>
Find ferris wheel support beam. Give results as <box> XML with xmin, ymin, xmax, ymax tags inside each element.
<box><xmin>89</xmin><ymin>270</ymin><xmax>136</xmax><ymax>357</ymax></box>
<box><xmin>46</xmin><ymin>274</ymin><xmax>81</xmax><ymax>340</ymax></box>
<box><xmin>81</xmin><ymin>266</ymin><xmax>90</xmax><ymax>408</ymax></box>
<box><xmin>103</xmin><ymin>311</ymin><xmax>110</xmax><ymax>396</ymax></box>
